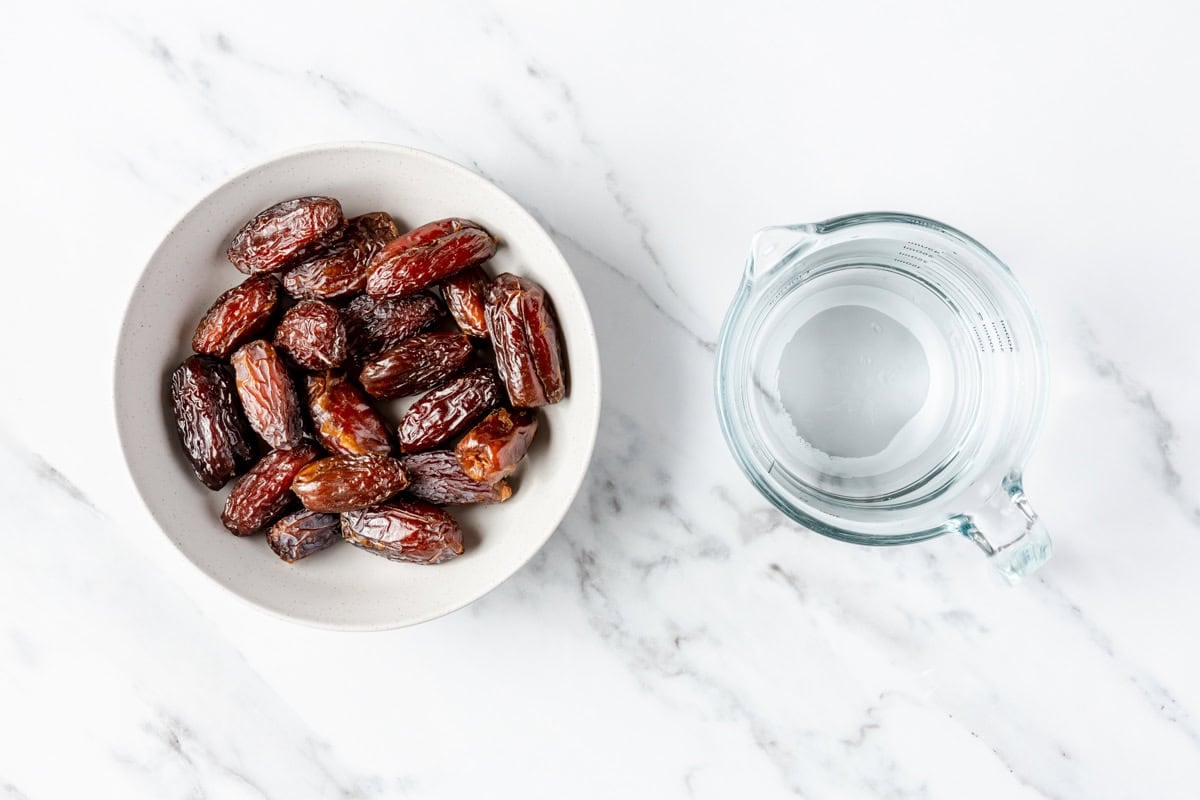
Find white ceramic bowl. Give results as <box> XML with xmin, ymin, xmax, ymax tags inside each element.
<box><xmin>114</xmin><ymin>142</ymin><xmax>601</xmax><ymax>630</ymax></box>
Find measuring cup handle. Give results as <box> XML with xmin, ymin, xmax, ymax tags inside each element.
<box><xmin>960</xmin><ymin>477</ymin><xmax>1053</xmax><ymax>584</ymax></box>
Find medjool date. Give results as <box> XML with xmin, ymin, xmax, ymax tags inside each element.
<box><xmin>291</xmin><ymin>454</ymin><xmax>408</xmax><ymax>512</ymax></box>
<box><xmin>397</xmin><ymin>367</ymin><xmax>501</xmax><ymax>452</ymax></box>
<box><xmin>227</xmin><ymin>196</ymin><xmax>344</xmax><ymax>274</ymax></box>
<box><xmin>341</xmin><ymin>499</ymin><xmax>464</xmax><ymax>564</ymax></box>
<box><xmin>170</xmin><ymin>356</ymin><xmax>256</xmax><ymax>490</ymax></box>
<box><xmin>231</xmin><ymin>340</ymin><xmax>306</xmax><ymax>448</ymax></box>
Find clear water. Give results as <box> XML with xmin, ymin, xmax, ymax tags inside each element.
<box><xmin>749</xmin><ymin>264</ymin><xmax>979</xmax><ymax>502</ymax></box>
<box><xmin>778</xmin><ymin>303</ymin><xmax>933</xmax><ymax>459</ymax></box>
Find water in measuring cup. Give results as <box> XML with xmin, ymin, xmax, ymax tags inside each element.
<box><xmin>751</xmin><ymin>264</ymin><xmax>977</xmax><ymax>499</ymax></box>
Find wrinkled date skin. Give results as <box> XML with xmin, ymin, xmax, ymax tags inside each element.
<box><xmin>282</xmin><ymin>212</ymin><xmax>399</xmax><ymax>299</ymax></box>
<box><xmin>358</xmin><ymin>332</ymin><xmax>474</xmax><ymax>399</ymax></box>
<box><xmin>170</xmin><ymin>356</ymin><xmax>256</xmax><ymax>490</ymax></box>
<box><xmin>455</xmin><ymin>408</ymin><xmax>539</xmax><ymax>483</ymax></box>
<box><xmin>441</xmin><ymin>266</ymin><xmax>491</xmax><ymax>338</ymax></box>
<box><xmin>398</xmin><ymin>367</ymin><xmax>501</xmax><ymax>452</ymax></box>
<box><xmin>273</xmin><ymin>299</ymin><xmax>348</xmax><ymax>371</ymax></box>
<box><xmin>221</xmin><ymin>444</ymin><xmax>320</xmax><ymax>536</ymax></box>
<box><xmin>341</xmin><ymin>499</ymin><xmax>464</xmax><ymax>564</ymax></box>
<box><xmin>402</xmin><ymin>450</ymin><xmax>512</xmax><ymax>505</ymax></box>
<box><xmin>291</xmin><ymin>454</ymin><xmax>408</xmax><ymax>513</ymax></box>
<box><xmin>231</xmin><ymin>340</ymin><xmax>306</xmax><ymax>449</ymax></box>
<box><xmin>485</xmin><ymin>273</ymin><xmax>566</xmax><ymax>407</ymax></box>
<box><xmin>366</xmin><ymin>221</ymin><xmax>496</xmax><ymax>298</ymax></box>
<box><xmin>267</xmin><ymin>509</ymin><xmax>342</xmax><ymax>562</ymax></box>
<box><xmin>306</xmin><ymin>372</ymin><xmax>391</xmax><ymax>456</ymax></box>
<box><xmin>191</xmin><ymin>274</ymin><xmax>280</xmax><ymax>358</ymax></box>
<box><xmin>342</xmin><ymin>293</ymin><xmax>444</xmax><ymax>362</ymax></box>
<box><xmin>228</xmin><ymin>197</ymin><xmax>345</xmax><ymax>275</ymax></box>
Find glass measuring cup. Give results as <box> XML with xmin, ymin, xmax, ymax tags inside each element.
<box><xmin>715</xmin><ymin>212</ymin><xmax>1051</xmax><ymax>582</ymax></box>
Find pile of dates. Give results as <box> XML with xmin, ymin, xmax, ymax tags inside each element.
<box><xmin>169</xmin><ymin>197</ymin><xmax>565</xmax><ymax>566</ymax></box>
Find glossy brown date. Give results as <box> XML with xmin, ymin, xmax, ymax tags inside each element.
<box><xmin>227</xmin><ymin>197</ymin><xmax>344</xmax><ymax>275</ymax></box>
<box><xmin>273</xmin><ymin>299</ymin><xmax>348</xmax><ymax>371</ymax></box>
<box><xmin>306</xmin><ymin>372</ymin><xmax>391</xmax><ymax>456</ymax></box>
<box><xmin>382</xmin><ymin>218</ymin><xmax>482</xmax><ymax>251</ymax></box>
<box><xmin>341</xmin><ymin>499</ymin><xmax>464</xmax><ymax>564</ymax></box>
<box><xmin>358</xmin><ymin>332</ymin><xmax>473</xmax><ymax>399</ymax></box>
<box><xmin>290</xmin><ymin>454</ymin><xmax>408</xmax><ymax>512</ymax></box>
<box><xmin>401</xmin><ymin>451</ymin><xmax>512</xmax><ymax>505</ymax></box>
<box><xmin>231</xmin><ymin>340</ymin><xmax>306</xmax><ymax>449</ymax></box>
<box><xmin>267</xmin><ymin>509</ymin><xmax>341</xmax><ymax>562</ymax></box>
<box><xmin>441</xmin><ymin>266</ymin><xmax>491</xmax><ymax>338</ymax></box>
<box><xmin>191</xmin><ymin>274</ymin><xmax>280</xmax><ymax>358</ymax></box>
<box><xmin>281</xmin><ymin>212</ymin><xmax>399</xmax><ymax>299</ymax></box>
<box><xmin>366</xmin><ymin>222</ymin><xmax>495</xmax><ymax>298</ymax></box>
<box><xmin>170</xmin><ymin>356</ymin><xmax>256</xmax><ymax>490</ymax></box>
<box><xmin>455</xmin><ymin>408</ymin><xmax>538</xmax><ymax>483</ymax></box>
<box><xmin>397</xmin><ymin>367</ymin><xmax>501</xmax><ymax>452</ymax></box>
<box><xmin>485</xmin><ymin>273</ymin><xmax>565</xmax><ymax>407</ymax></box>
<box><xmin>342</xmin><ymin>293</ymin><xmax>444</xmax><ymax>361</ymax></box>
<box><xmin>221</xmin><ymin>444</ymin><xmax>320</xmax><ymax>536</ymax></box>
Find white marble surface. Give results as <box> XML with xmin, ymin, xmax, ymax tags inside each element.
<box><xmin>2</xmin><ymin>0</ymin><xmax>1200</xmax><ymax>797</ymax></box>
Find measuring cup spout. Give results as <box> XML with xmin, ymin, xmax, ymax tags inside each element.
<box><xmin>960</xmin><ymin>477</ymin><xmax>1053</xmax><ymax>584</ymax></box>
<box><xmin>746</xmin><ymin>224</ymin><xmax>820</xmax><ymax>282</ymax></box>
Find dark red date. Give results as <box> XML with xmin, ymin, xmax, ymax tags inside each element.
<box><xmin>485</xmin><ymin>273</ymin><xmax>565</xmax><ymax>407</ymax></box>
<box><xmin>455</xmin><ymin>408</ymin><xmax>538</xmax><ymax>483</ymax></box>
<box><xmin>358</xmin><ymin>332</ymin><xmax>474</xmax><ymax>399</ymax></box>
<box><xmin>221</xmin><ymin>444</ymin><xmax>320</xmax><ymax>536</ymax></box>
<box><xmin>306</xmin><ymin>372</ymin><xmax>391</xmax><ymax>456</ymax></box>
<box><xmin>281</xmin><ymin>212</ymin><xmax>399</xmax><ymax>299</ymax></box>
<box><xmin>291</xmin><ymin>454</ymin><xmax>408</xmax><ymax>512</ymax></box>
<box><xmin>191</xmin><ymin>274</ymin><xmax>280</xmax><ymax>358</ymax></box>
<box><xmin>228</xmin><ymin>197</ymin><xmax>345</xmax><ymax>275</ymax></box>
<box><xmin>341</xmin><ymin>499</ymin><xmax>464</xmax><ymax>564</ymax></box>
<box><xmin>273</xmin><ymin>299</ymin><xmax>348</xmax><ymax>371</ymax></box>
<box><xmin>441</xmin><ymin>266</ymin><xmax>491</xmax><ymax>338</ymax></box>
<box><xmin>342</xmin><ymin>293</ymin><xmax>444</xmax><ymax>362</ymax></box>
<box><xmin>372</xmin><ymin>217</ymin><xmax>480</xmax><ymax>254</ymax></box>
<box><xmin>267</xmin><ymin>509</ymin><xmax>341</xmax><ymax>562</ymax></box>
<box><xmin>231</xmin><ymin>340</ymin><xmax>306</xmax><ymax>449</ymax></box>
<box><xmin>366</xmin><ymin>222</ymin><xmax>495</xmax><ymax>298</ymax></box>
<box><xmin>170</xmin><ymin>356</ymin><xmax>256</xmax><ymax>490</ymax></box>
<box><xmin>402</xmin><ymin>451</ymin><xmax>512</xmax><ymax>504</ymax></box>
<box><xmin>397</xmin><ymin>367</ymin><xmax>501</xmax><ymax>452</ymax></box>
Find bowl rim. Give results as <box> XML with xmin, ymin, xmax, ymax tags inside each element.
<box><xmin>113</xmin><ymin>140</ymin><xmax>602</xmax><ymax>631</ymax></box>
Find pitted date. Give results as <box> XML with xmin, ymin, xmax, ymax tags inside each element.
<box><xmin>342</xmin><ymin>293</ymin><xmax>444</xmax><ymax>361</ymax></box>
<box><xmin>306</xmin><ymin>372</ymin><xmax>391</xmax><ymax>456</ymax></box>
<box><xmin>485</xmin><ymin>273</ymin><xmax>565</xmax><ymax>407</ymax></box>
<box><xmin>273</xmin><ymin>299</ymin><xmax>348</xmax><ymax>371</ymax></box>
<box><xmin>358</xmin><ymin>332</ymin><xmax>473</xmax><ymax>399</ymax></box>
<box><xmin>170</xmin><ymin>356</ymin><xmax>256</xmax><ymax>490</ymax></box>
<box><xmin>441</xmin><ymin>266</ymin><xmax>491</xmax><ymax>338</ymax></box>
<box><xmin>228</xmin><ymin>197</ymin><xmax>344</xmax><ymax>275</ymax></box>
<box><xmin>290</xmin><ymin>454</ymin><xmax>408</xmax><ymax>512</ymax></box>
<box><xmin>191</xmin><ymin>274</ymin><xmax>280</xmax><ymax>358</ymax></box>
<box><xmin>341</xmin><ymin>499</ymin><xmax>464</xmax><ymax>564</ymax></box>
<box><xmin>366</xmin><ymin>221</ymin><xmax>495</xmax><ymax>298</ymax></box>
<box><xmin>402</xmin><ymin>451</ymin><xmax>512</xmax><ymax>505</ymax></box>
<box><xmin>397</xmin><ymin>367</ymin><xmax>501</xmax><ymax>452</ymax></box>
<box><xmin>455</xmin><ymin>408</ymin><xmax>538</xmax><ymax>483</ymax></box>
<box><xmin>231</xmin><ymin>340</ymin><xmax>306</xmax><ymax>448</ymax></box>
<box><xmin>267</xmin><ymin>509</ymin><xmax>341</xmax><ymax>562</ymax></box>
<box><xmin>221</xmin><ymin>444</ymin><xmax>320</xmax><ymax>536</ymax></box>
<box><xmin>282</xmin><ymin>212</ymin><xmax>399</xmax><ymax>299</ymax></box>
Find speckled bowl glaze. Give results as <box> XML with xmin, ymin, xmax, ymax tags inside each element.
<box><xmin>114</xmin><ymin>142</ymin><xmax>601</xmax><ymax>630</ymax></box>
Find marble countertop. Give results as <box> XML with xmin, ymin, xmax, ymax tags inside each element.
<box><xmin>3</xmin><ymin>1</ymin><xmax>1199</xmax><ymax>797</ymax></box>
